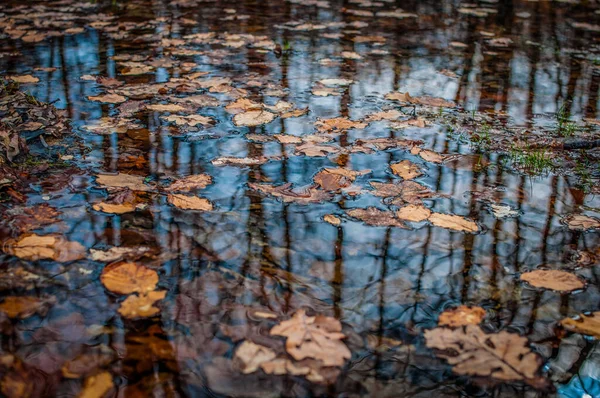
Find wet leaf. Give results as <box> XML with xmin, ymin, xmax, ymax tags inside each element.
<box><xmin>234</xmin><ymin>341</ymin><xmax>277</xmax><ymax>374</ymax></box>
<box><xmin>488</xmin><ymin>204</ymin><xmax>519</xmax><ymax>219</ymax></box>
<box><xmin>315</xmin><ymin>117</ymin><xmax>367</xmax><ymax>133</ymax></box>
<box><xmin>313</xmin><ymin>168</ymin><xmax>368</xmax><ymax>191</ymax></box>
<box><xmin>225</xmin><ymin>98</ymin><xmax>262</xmax><ymax>114</ymax></box>
<box><xmin>346</xmin><ymin>207</ymin><xmax>407</xmax><ymax>228</ymax></box>
<box><xmin>212</xmin><ymin>156</ymin><xmax>272</xmax><ymax>166</ymax></box>
<box><xmin>90</xmin><ymin>247</ymin><xmax>151</xmax><ymax>263</ymax></box>
<box><xmin>371</xmin><ymin>180</ymin><xmax>435</xmax><ymax>204</ymax></box>
<box><xmin>425</xmin><ymin>325</ymin><xmax>545</xmax><ymax>387</ymax></box>
<box><xmin>396</xmin><ymin>204</ymin><xmax>431</xmax><ymax>222</ymax></box>
<box><xmin>79</xmin><ymin>371</ymin><xmax>114</xmax><ymax>398</ymax></box>
<box><xmin>270</xmin><ymin>309</ymin><xmax>351</xmax><ymax>367</ymax></box>
<box><xmin>390</xmin><ymin>160</ymin><xmax>422</xmax><ymax>180</ymax></box>
<box><xmin>165</xmin><ymin>174</ymin><xmax>212</xmax><ymax>192</ymax></box>
<box><xmin>249</xmin><ymin>183</ymin><xmax>331</xmax><ymax>204</ymax></box>
<box><xmin>100</xmin><ymin>261</ymin><xmax>158</xmax><ymax>295</ymax></box>
<box><xmin>92</xmin><ymin>202</ymin><xmax>137</xmax><ymax>214</ymax></box>
<box><xmin>233</xmin><ymin>110</ymin><xmax>276</xmax><ymax>127</ymax></box>
<box><xmin>560</xmin><ymin>312</ymin><xmax>600</xmax><ymax>338</ymax></box>
<box><xmin>428</xmin><ymin>213</ymin><xmax>479</xmax><ymax>233</ymax></box>
<box><xmin>118</xmin><ymin>290</ymin><xmax>167</xmax><ymax>319</ymax></box>
<box><xmin>62</xmin><ymin>347</ymin><xmax>115</xmax><ymax>379</ymax></box>
<box><xmin>162</xmin><ymin>114</ymin><xmax>214</xmax><ymax>127</ymax></box>
<box><xmin>88</xmin><ymin>93</ymin><xmax>127</xmax><ymax>104</ymax></box>
<box><xmin>147</xmin><ymin>103</ymin><xmax>187</xmax><ymax>113</ymax></box>
<box><xmin>0</xmin><ymin>296</ymin><xmax>53</xmax><ymax>319</ymax></box>
<box><xmin>520</xmin><ymin>270</ymin><xmax>585</xmax><ymax>292</ymax></box>
<box><xmin>410</xmin><ymin>147</ymin><xmax>446</xmax><ymax>163</ymax></box>
<box><xmin>438</xmin><ymin>306</ymin><xmax>486</xmax><ymax>327</ymax></box>
<box><xmin>9</xmin><ymin>75</ymin><xmax>39</xmax><ymax>84</ymax></box>
<box><xmin>295</xmin><ymin>143</ymin><xmax>340</xmax><ymax>157</ymax></box>
<box><xmin>167</xmin><ymin>194</ymin><xmax>213</xmax><ymax>211</ymax></box>
<box><xmin>95</xmin><ymin>173</ymin><xmax>152</xmax><ymax>192</ymax></box>
<box><xmin>324</xmin><ymin>214</ymin><xmax>341</xmax><ymax>226</ymax></box>
<box><xmin>318</xmin><ymin>78</ymin><xmax>353</xmax><ymax>86</ymax></box>
<box><xmin>365</xmin><ymin>110</ymin><xmax>403</xmax><ymax>122</ymax></box>
<box><xmin>3</xmin><ymin>234</ymin><xmax>86</xmax><ymax>262</ymax></box>
<box><xmin>563</xmin><ymin>214</ymin><xmax>600</xmax><ymax>231</ymax></box>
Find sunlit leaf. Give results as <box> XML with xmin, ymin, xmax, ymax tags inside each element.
<box><xmin>100</xmin><ymin>261</ymin><xmax>158</xmax><ymax>295</ymax></box>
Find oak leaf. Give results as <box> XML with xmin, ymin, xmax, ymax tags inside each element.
<box><xmin>234</xmin><ymin>341</ymin><xmax>277</xmax><ymax>374</ymax></box>
<box><xmin>563</xmin><ymin>214</ymin><xmax>600</xmax><ymax>231</ymax></box>
<box><xmin>346</xmin><ymin>207</ymin><xmax>406</xmax><ymax>228</ymax></box>
<box><xmin>167</xmin><ymin>194</ymin><xmax>213</xmax><ymax>211</ymax></box>
<box><xmin>165</xmin><ymin>174</ymin><xmax>212</xmax><ymax>192</ymax></box>
<box><xmin>396</xmin><ymin>204</ymin><xmax>431</xmax><ymax>222</ymax></box>
<box><xmin>315</xmin><ymin>117</ymin><xmax>367</xmax><ymax>133</ymax></box>
<box><xmin>233</xmin><ymin>110</ymin><xmax>276</xmax><ymax>127</ymax></box>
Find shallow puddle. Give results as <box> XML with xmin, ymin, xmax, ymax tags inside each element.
<box><xmin>0</xmin><ymin>0</ymin><xmax>600</xmax><ymax>397</ymax></box>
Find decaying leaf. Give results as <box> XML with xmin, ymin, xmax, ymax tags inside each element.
<box><xmin>270</xmin><ymin>309</ymin><xmax>351</xmax><ymax>367</ymax></box>
<box><xmin>234</xmin><ymin>341</ymin><xmax>277</xmax><ymax>374</ymax></box>
<box><xmin>165</xmin><ymin>174</ymin><xmax>212</xmax><ymax>192</ymax></box>
<box><xmin>520</xmin><ymin>270</ymin><xmax>585</xmax><ymax>292</ymax></box>
<box><xmin>92</xmin><ymin>202</ymin><xmax>137</xmax><ymax>214</ymax></box>
<box><xmin>438</xmin><ymin>306</ymin><xmax>486</xmax><ymax>327</ymax></box>
<box><xmin>428</xmin><ymin>213</ymin><xmax>479</xmax><ymax>233</ymax></box>
<box><xmin>249</xmin><ymin>183</ymin><xmax>331</xmax><ymax>204</ymax></box>
<box><xmin>371</xmin><ymin>180</ymin><xmax>435</xmax><ymax>204</ymax></box>
<box><xmin>560</xmin><ymin>312</ymin><xmax>600</xmax><ymax>338</ymax></box>
<box><xmin>90</xmin><ymin>247</ymin><xmax>151</xmax><ymax>263</ymax></box>
<box><xmin>95</xmin><ymin>173</ymin><xmax>152</xmax><ymax>192</ymax></box>
<box><xmin>100</xmin><ymin>262</ymin><xmax>158</xmax><ymax>295</ymax></box>
<box><xmin>147</xmin><ymin>103</ymin><xmax>187</xmax><ymax>113</ymax></box>
<box><xmin>79</xmin><ymin>372</ymin><xmax>114</xmax><ymax>398</ymax></box>
<box><xmin>313</xmin><ymin>168</ymin><xmax>368</xmax><ymax>191</ymax></box>
<box><xmin>88</xmin><ymin>93</ymin><xmax>127</xmax><ymax>104</ymax></box>
<box><xmin>396</xmin><ymin>204</ymin><xmax>431</xmax><ymax>222</ymax></box>
<box><xmin>390</xmin><ymin>160</ymin><xmax>422</xmax><ymax>180</ymax></box>
<box><xmin>118</xmin><ymin>290</ymin><xmax>167</xmax><ymax>319</ymax></box>
<box><xmin>161</xmin><ymin>114</ymin><xmax>214</xmax><ymax>127</ymax></box>
<box><xmin>0</xmin><ymin>296</ymin><xmax>53</xmax><ymax>319</ymax></box>
<box><xmin>295</xmin><ymin>143</ymin><xmax>341</xmax><ymax>157</ymax></box>
<box><xmin>315</xmin><ymin>117</ymin><xmax>367</xmax><ymax>133</ymax></box>
<box><xmin>563</xmin><ymin>214</ymin><xmax>600</xmax><ymax>231</ymax></box>
<box><xmin>233</xmin><ymin>110</ymin><xmax>276</xmax><ymax>127</ymax></box>
<box><xmin>385</xmin><ymin>92</ymin><xmax>456</xmax><ymax>108</ymax></box>
<box><xmin>167</xmin><ymin>194</ymin><xmax>213</xmax><ymax>210</ymax></box>
<box><xmin>346</xmin><ymin>207</ymin><xmax>406</xmax><ymax>228</ymax></box>
<box><xmin>411</xmin><ymin>147</ymin><xmax>446</xmax><ymax>163</ymax></box>
<box><xmin>488</xmin><ymin>204</ymin><xmax>519</xmax><ymax>219</ymax></box>
<box><xmin>212</xmin><ymin>156</ymin><xmax>272</xmax><ymax>166</ymax></box>
<box><xmin>3</xmin><ymin>234</ymin><xmax>86</xmax><ymax>262</ymax></box>
<box><xmin>365</xmin><ymin>109</ymin><xmax>403</xmax><ymax>122</ymax></box>
<box><xmin>425</xmin><ymin>325</ymin><xmax>545</xmax><ymax>387</ymax></box>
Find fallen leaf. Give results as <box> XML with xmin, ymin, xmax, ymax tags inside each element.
<box><xmin>0</xmin><ymin>296</ymin><xmax>52</xmax><ymax>319</ymax></box>
<box><xmin>9</xmin><ymin>75</ymin><xmax>39</xmax><ymax>84</ymax></box>
<box><xmin>438</xmin><ymin>306</ymin><xmax>486</xmax><ymax>327</ymax></box>
<box><xmin>88</xmin><ymin>93</ymin><xmax>127</xmax><ymax>104</ymax></box>
<box><xmin>274</xmin><ymin>134</ymin><xmax>302</xmax><ymax>144</ymax></box>
<box><xmin>520</xmin><ymin>270</ymin><xmax>585</xmax><ymax>292</ymax></box>
<box><xmin>118</xmin><ymin>290</ymin><xmax>167</xmax><ymax>319</ymax></box>
<box><xmin>324</xmin><ymin>214</ymin><xmax>341</xmax><ymax>226</ymax></box>
<box><xmin>234</xmin><ymin>341</ymin><xmax>277</xmax><ymax>374</ymax></box>
<box><xmin>318</xmin><ymin>79</ymin><xmax>353</xmax><ymax>86</ymax></box>
<box><xmin>79</xmin><ymin>372</ymin><xmax>114</xmax><ymax>398</ymax></box>
<box><xmin>147</xmin><ymin>103</ymin><xmax>187</xmax><ymax>113</ymax></box>
<box><xmin>315</xmin><ymin>117</ymin><xmax>367</xmax><ymax>133</ymax></box>
<box><xmin>371</xmin><ymin>180</ymin><xmax>435</xmax><ymax>204</ymax></box>
<box><xmin>233</xmin><ymin>110</ymin><xmax>276</xmax><ymax>127</ymax></box>
<box><xmin>396</xmin><ymin>204</ymin><xmax>431</xmax><ymax>222</ymax></box>
<box><xmin>281</xmin><ymin>108</ymin><xmax>309</xmax><ymax>119</ymax></box>
<box><xmin>563</xmin><ymin>214</ymin><xmax>600</xmax><ymax>231</ymax></box>
<box><xmin>346</xmin><ymin>207</ymin><xmax>406</xmax><ymax>228</ymax></box>
<box><xmin>270</xmin><ymin>309</ymin><xmax>351</xmax><ymax>367</ymax></box>
<box><xmin>411</xmin><ymin>147</ymin><xmax>446</xmax><ymax>163</ymax></box>
<box><xmin>295</xmin><ymin>143</ymin><xmax>340</xmax><ymax>157</ymax></box>
<box><xmin>100</xmin><ymin>262</ymin><xmax>158</xmax><ymax>295</ymax></box>
<box><xmin>261</xmin><ymin>358</ymin><xmax>310</xmax><ymax>376</ymax></box>
<box><xmin>161</xmin><ymin>114</ymin><xmax>214</xmax><ymax>127</ymax></box>
<box><xmin>3</xmin><ymin>234</ymin><xmax>86</xmax><ymax>262</ymax></box>
<box><xmin>167</xmin><ymin>194</ymin><xmax>213</xmax><ymax>211</ymax></box>
<box><xmin>560</xmin><ymin>312</ymin><xmax>600</xmax><ymax>338</ymax></box>
<box><xmin>425</xmin><ymin>325</ymin><xmax>545</xmax><ymax>387</ymax></box>
<box><xmin>165</xmin><ymin>174</ymin><xmax>212</xmax><ymax>192</ymax></box>
<box><xmin>225</xmin><ymin>98</ymin><xmax>262</xmax><ymax>114</ymax></box>
<box><xmin>95</xmin><ymin>173</ymin><xmax>151</xmax><ymax>192</ymax></box>
<box><xmin>212</xmin><ymin>156</ymin><xmax>272</xmax><ymax>166</ymax></box>
<box><xmin>249</xmin><ymin>183</ymin><xmax>331</xmax><ymax>204</ymax></box>
<box><xmin>90</xmin><ymin>247</ymin><xmax>151</xmax><ymax>262</ymax></box>
<box><xmin>390</xmin><ymin>160</ymin><xmax>422</xmax><ymax>180</ymax></box>
<box><xmin>488</xmin><ymin>204</ymin><xmax>519</xmax><ymax>219</ymax></box>
<box><xmin>313</xmin><ymin>168</ymin><xmax>367</xmax><ymax>191</ymax></box>
<box><xmin>92</xmin><ymin>202</ymin><xmax>137</xmax><ymax>214</ymax></box>
<box><xmin>365</xmin><ymin>110</ymin><xmax>403</xmax><ymax>122</ymax></box>
<box><xmin>429</xmin><ymin>213</ymin><xmax>479</xmax><ymax>233</ymax></box>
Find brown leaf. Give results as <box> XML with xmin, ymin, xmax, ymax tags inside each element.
<box><xmin>249</xmin><ymin>183</ymin><xmax>331</xmax><ymax>204</ymax></box>
<box><xmin>390</xmin><ymin>160</ymin><xmax>422</xmax><ymax>180</ymax></box>
<box><xmin>520</xmin><ymin>270</ymin><xmax>585</xmax><ymax>292</ymax></box>
<box><xmin>162</xmin><ymin>114</ymin><xmax>214</xmax><ymax>127</ymax></box>
<box><xmin>167</xmin><ymin>194</ymin><xmax>213</xmax><ymax>211</ymax></box>
<box><xmin>315</xmin><ymin>117</ymin><xmax>367</xmax><ymax>133</ymax></box>
<box><xmin>425</xmin><ymin>326</ymin><xmax>545</xmax><ymax>386</ymax></box>
<box><xmin>324</xmin><ymin>214</ymin><xmax>341</xmax><ymax>226</ymax></box>
<box><xmin>79</xmin><ymin>371</ymin><xmax>114</xmax><ymax>398</ymax></box>
<box><xmin>560</xmin><ymin>312</ymin><xmax>600</xmax><ymax>338</ymax></box>
<box><xmin>225</xmin><ymin>98</ymin><xmax>262</xmax><ymax>114</ymax></box>
<box><xmin>92</xmin><ymin>202</ymin><xmax>137</xmax><ymax>214</ymax></box>
<box><xmin>0</xmin><ymin>296</ymin><xmax>53</xmax><ymax>319</ymax></box>
<box><xmin>233</xmin><ymin>110</ymin><xmax>276</xmax><ymax>127</ymax></box>
<box><xmin>365</xmin><ymin>110</ymin><xmax>403</xmax><ymax>122</ymax></box>
<box><xmin>165</xmin><ymin>174</ymin><xmax>212</xmax><ymax>192</ymax></box>
<box><xmin>95</xmin><ymin>173</ymin><xmax>151</xmax><ymax>192</ymax></box>
<box><xmin>429</xmin><ymin>213</ymin><xmax>479</xmax><ymax>233</ymax></box>
<box><xmin>313</xmin><ymin>168</ymin><xmax>367</xmax><ymax>191</ymax></box>
<box><xmin>396</xmin><ymin>204</ymin><xmax>431</xmax><ymax>222</ymax></box>
<box><xmin>100</xmin><ymin>262</ymin><xmax>158</xmax><ymax>295</ymax></box>
<box><xmin>90</xmin><ymin>246</ymin><xmax>151</xmax><ymax>263</ymax></box>
<box><xmin>346</xmin><ymin>207</ymin><xmax>406</xmax><ymax>228</ymax></box>
<box><xmin>234</xmin><ymin>341</ymin><xmax>277</xmax><ymax>374</ymax></box>
<box><xmin>88</xmin><ymin>93</ymin><xmax>127</xmax><ymax>104</ymax></box>
<box><xmin>9</xmin><ymin>75</ymin><xmax>39</xmax><ymax>84</ymax></box>
<box><xmin>295</xmin><ymin>143</ymin><xmax>341</xmax><ymax>157</ymax></box>
<box><xmin>212</xmin><ymin>156</ymin><xmax>272</xmax><ymax>166</ymax></box>
<box><xmin>438</xmin><ymin>306</ymin><xmax>486</xmax><ymax>327</ymax></box>
<box><xmin>3</xmin><ymin>234</ymin><xmax>86</xmax><ymax>262</ymax></box>
<box><xmin>147</xmin><ymin>103</ymin><xmax>187</xmax><ymax>113</ymax></box>
<box><xmin>371</xmin><ymin>180</ymin><xmax>435</xmax><ymax>204</ymax></box>
<box><xmin>563</xmin><ymin>214</ymin><xmax>600</xmax><ymax>231</ymax></box>
<box><xmin>118</xmin><ymin>290</ymin><xmax>167</xmax><ymax>319</ymax></box>
<box><xmin>411</xmin><ymin>147</ymin><xmax>446</xmax><ymax>163</ymax></box>
<box><xmin>270</xmin><ymin>310</ymin><xmax>351</xmax><ymax>367</ymax></box>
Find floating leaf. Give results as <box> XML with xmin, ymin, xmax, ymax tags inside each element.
<box><xmin>9</xmin><ymin>75</ymin><xmax>39</xmax><ymax>84</ymax></box>
<box><xmin>90</xmin><ymin>247</ymin><xmax>150</xmax><ymax>262</ymax></box>
<box><xmin>95</xmin><ymin>173</ymin><xmax>151</xmax><ymax>192</ymax></box>
<box><xmin>318</xmin><ymin>78</ymin><xmax>353</xmax><ymax>86</ymax></box>
<box><xmin>346</xmin><ymin>207</ymin><xmax>406</xmax><ymax>228</ymax></box>
<box><xmin>88</xmin><ymin>93</ymin><xmax>127</xmax><ymax>104</ymax></box>
<box><xmin>563</xmin><ymin>214</ymin><xmax>600</xmax><ymax>231</ymax></box>
<box><xmin>0</xmin><ymin>296</ymin><xmax>53</xmax><ymax>319</ymax></box>
<box><xmin>3</xmin><ymin>234</ymin><xmax>86</xmax><ymax>262</ymax></box>
<box><xmin>560</xmin><ymin>312</ymin><xmax>600</xmax><ymax>338</ymax></box>
<box><xmin>365</xmin><ymin>109</ymin><xmax>403</xmax><ymax>122</ymax></box>
<box><xmin>315</xmin><ymin>117</ymin><xmax>367</xmax><ymax>133</ymax></box>
<box><xmin>429</xmin><ymin>213</ymin><xmax>479</xmax><ymax>233</ymax></box>
<box><xmin>390</xmin><ymin>160</ymin><xmax>422</xmax><ymax>180</ymax></box>
<box><xmin>270</xmin><ymin>309</ymin><xmax>351</xmax><ymax>367</ymax></box>
<box><xmin>324</xmin><ymin>214</ymin><xmax>341</xmax><ymax>226</ymax></box>
<box><xmin>371</xmin><ymin>180</ymin><xmax>435</xmax><ymax>204</ymax></box>
<box><xmin>411</xmin><ymin>147</ymin><xmax>446</xmax><ymax>163</ymax></box>
<box><xmin>520</xmin><ymin>270</ymin><xmax>584</xmax><ymax>292</ymax></box>
<box><xmin>425</xmin><ymin>325</ymin><xmax>546</xmax><ymax>387</ymax></box>
<box><xmin>233</xmin><ymin>110</ymin><xmax>276</xmax><ymax>127</ymax></box>
<box><xmin>118</xmin><ymin>290</ymin><xmax>167</xmax><ymax>319</ymax></box>
<box><xmin>313</xmin><ymin>168</ymin><xmax>368</xmax><ymax>191</ymax></box>
<box><xmin>234</xmin><ymin>341</ymin><xmax>277</xmax><ymax>374</ymax></box>
<box><xmin>212</xmin><ymin>156</ymin><xmax>272</xmax><ymax>166</ymax></box>
<box><xmin>225</xmin><ymin>98</ymin><xmax>262</xmax><ymax>114</ymax></box>
<box><xmin>161</xmin><ymin>114</ymin><xmax>214</xmax><ymax>127</ymax></box>
<box><xmin>250</xmin><ymin>183</ymin><xmax>331</xmax><ymax>204</ymax></box>
<box><xmin>100</xmin><ymin>262</ymin><xmax>158</xmax><ymax>295</ymax></box>
<box><xmin>295</xmin><ymin>143</ymin><xmax>340</xmax><ymax>157</ymax></box>
<box><xmin>488</xmin><ymin>204</ymin><xmax>519</xmax><ymax>219</ymax></box>
<box><xmin>165</xmin><ymin>174</ymin><xmax>212</xmax><ymax>192</ymax></box>
<box><xmin>396</xmin><ymin>204</ymin><xmax>431</xmax><ymax>222</ymax></box>
<box><xmin>147</xmin><ymin>103</ymin><xmax>187</xmax><ymax>113</ymax></box>
<box><xmin>92</xmin><ymin>202</ymin><xmax>137</xmax><ymax>214</ymax></box>
<box><xmin>167</xmin><ymin>194</ymin><xmax>213</xmax><ymax>211</ymax></box>
<box><xmin>79</xmin><ymin>372</ymin><xmax>114</xmax><ymax>398</ymax></box>
<box><xmin>438</xmin><ymin>306</ymin><xmax>486</xmax><ymax>327</ymax></box>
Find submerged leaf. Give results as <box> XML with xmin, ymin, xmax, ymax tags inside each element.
<box><xmin>3</xmin><ymin>234</ymin><xmax>86</xmax><ymax>262</ymax></box>
<box><xmin>0</xmin><ymin>296</ymin><xmax>53</xmax><ymax>319</ymax></box>
<box><xmin>346</xmin><ymin>207</ymin><xmax>406</xmax><ymax>228</ymax></box>
<box><xmin>79</xmin><ymin>372</ymin><xmax>114</xmax><ymax>398</ymax></box>
<box><xmin>425</xmin><ymin>325</ymin><xmax>545</xmax><ymax>387</ymax></box>
<box><xmin>100</xmin><ymin>262</ymin><xmax>158</xmax><ymax>295</ymax></box>
<box><xmin>118</xmin><ymin>290</ymin><xmax>167</xmax><ymax>319</ymax></box>
<box><xmin>234</xmin><ymin>341</ymin><xmax>277</xmax><ymax>374</ymax></box>
<box><xmin>270</xmin><ymin>309</ymin><xmax>351</xmax><ymax>367</ymax></box>
<box><xmin>560</xmin><ymin>312</ymin><xmax>600</xmax><ymax>338</ymax></box>
<box><xmin>520</xmin><ymin>270</ymin><xmax>585</xmax><ymax>292</ymax></box>
<box><xmin>438</xmin><ymin>306</ymin><xmax>486</xmax><ymax>327</ymax></box>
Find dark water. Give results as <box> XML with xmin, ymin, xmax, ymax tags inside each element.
<box><xmin>0</xmin><ymin>0</ymin><xmax>600</xmax><ymax>397</ymax></box>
